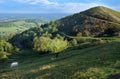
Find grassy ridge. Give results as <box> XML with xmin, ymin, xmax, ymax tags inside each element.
<box><xmin>0</xmin><ymin>40</ymin><xmax>120</xmax><ymax>79</ymax></box>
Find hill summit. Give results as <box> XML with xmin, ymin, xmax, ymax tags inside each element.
<box><xmin>46</xmin><ymin>6</ymin><xmax>120</xmax><ymax>36</ymax></box>
<box><xmin>81</xmin><ymin>6</ymin><xmax>120</xmax><ymax>22</ymax></box>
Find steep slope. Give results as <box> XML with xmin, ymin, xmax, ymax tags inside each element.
<box><xmin>54</xmin><ymin>6</ymin><xmax>120</xmax><ymax>36</ymax></box>
<box><xmin>1</xmin><ymin>41</ymin><xmax>120</xmax><ymax>79</ymax></box>
<box><xmin>80</xmin><ymin>6</ymin><xmax>120</xmax><ymax>23</ymax></box>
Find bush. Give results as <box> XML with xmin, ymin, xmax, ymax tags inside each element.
<box><xmin>71</xmin><ymin>68</ymin><xmax>108</xmax><ymax>79</ymax></box>
<box><xmin>69</xmin><ymin>39</ymin><xmax>77</xmax><ymax>46</ymax></box>
<box><xmin>76</xmin><ymin>38</ymin><xmax>88</xmax><ymax>43</ymax></box>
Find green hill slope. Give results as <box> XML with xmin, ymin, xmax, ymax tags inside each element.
<box><xmin>40</xmin><ymin>6</ymin><xmax>120</xmax><ymax>36</ymax></box>
<box><xmin>81</xmin><ymin>6</ymin><xmax>120</xmax><ymax>23</ymax></box>
<box><xmin>1</xmin><ymin>41</ymin><xmax>120</xmax><ymax>79</ymax></box>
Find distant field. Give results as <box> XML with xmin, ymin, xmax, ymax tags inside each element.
<box><xmin>0</xmin><ymin>19</ymin><xmax>46</xmax><ymax>35</ymax></box>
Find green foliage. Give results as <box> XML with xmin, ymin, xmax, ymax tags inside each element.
<box><xmin>77</xmin><ymin>32</ymin><xmax>82</xmax><ymax>37</ymax></box>
<box><xmin>33</xmin><ymin>36</ymin><xmax>68</xmax><ymax>54</ymax></box>
<box><xmin>104</xmin><ymin>26</ymin><xmax>120</xmax><ymax>36</ymax></box>
<box><xmin>72</xmin><ymin>68</ymin><xmax>108</xmax><ymax>79</ymax></box>
<box><xmin>41</xmin><ymin>32</ymin><xmax>52</xmax><ymax>38</ymax></box>
<box><xmin>49</xmin><ymin>38</ymin><xmax>68</xmax><ymax>54</ymax></box>
<box><xmin>0</xmin><ymin>40</ymin><xmax>19</xmax><ymax>61</ymax></box>
<box><xmin>33</xmin><ymin>37</ymin><xmax>52</xmax><ymax>52</ymax></box>
<box><xmin>55</xmin><ymin>34</ymin><xmax>64</xmax><ymax>40</ymax></box>
<box><xmin>69</xmin><ymin>39</ymin><xmax>77</xmax><ymax>46</ymax></box>
<box><xmin>0</xmin><ymin>51</ymin><xmax>7</xmax><ymax>60</ymax></box>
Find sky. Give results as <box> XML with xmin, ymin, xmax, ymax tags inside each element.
<box><xmin>0</xmin><ymin>0</ymin><xmax>120</xmax><ymax>14</ymax></box>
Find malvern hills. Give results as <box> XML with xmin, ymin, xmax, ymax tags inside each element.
<box><xmin>57</xmin><ymin>6</ymin><xmax>120</xmax><ymax>36</ymax></box>
<box><xmin>1</xmin><ymin>6</ymin><xmax>120</xmax><ymax>79</ymax></box>
<box><xmin>53</xmin><ymin>6</ymin><xmax>120</xmax><ymax>36</ymax></box>
<box><xmin>11</xmin><ymin>6</ymin><xmax>120</xmax><ymax>48</ymax></box>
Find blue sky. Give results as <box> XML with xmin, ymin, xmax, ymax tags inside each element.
<box><xmin>0</xmin><ymin>0</ymin><xmax>120</xmax><ymax>13</ymax></box>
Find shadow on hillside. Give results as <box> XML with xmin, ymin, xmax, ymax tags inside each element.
<box><xmin>108</xmin><ymin>73</ymin><xmax>120</xmax><ymax>79</ymax></box>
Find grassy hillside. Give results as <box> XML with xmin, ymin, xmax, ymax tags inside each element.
<box><xmin>40</xmin><ymin>6</ymin><xmax>120</xmax><ymax>36</ymax></box>
<box><xmin>0</xmin><ymin>40</ymin><xmax>120</xmax><ymax>79</ymax></box>
<box><xmin>0</xmin><ymin>19</ymin><xmax>46</xmax><ymax>35</ymax></box>
<box><xmin>81</xmin><ymin>6</ymin><xmax>120</xmax><ymax>23</ymax></box>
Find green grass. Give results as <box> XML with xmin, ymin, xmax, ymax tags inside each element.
<box><xmin>0</xmin><ymin>40</ymin><xmax>120</xmax><ymax>79</ymax></box>
<box><xmin>105</xmin><ymin>7</ymin><xmax>120</xmax><ymax>18</ymax></box>
<box><xmin>0</xmin><ymin>20</ymin><xmax>45</xmax><ymax>35</ymax></box>
<box><xmin>0</xmin><ymin>26</ymin><xmax>27</xmax><ymax>33</ymax></box>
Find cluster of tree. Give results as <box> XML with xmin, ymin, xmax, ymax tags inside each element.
<box><xmin>10</xmin><ymin>21</ymin><xmax>60</xmax><ymax>49</ymax></box>
<box><xmin>97</xmin><ymin>24</ymin><xmax>120</xmax><ymax>37</ymax></box>
<box><xmin>33</xmin><ymin>36</ymin><xmax>68</xmax><ymax>57</ymax></box>
<box><xmin>0</xmin><ymin>40</ymin><xmax>19</xmax><ymax>61</ymax></box>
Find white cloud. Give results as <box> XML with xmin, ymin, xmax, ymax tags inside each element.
<box><xmin>14</xmin><ymin>0</ymin><xmax>58</xmax><ymax>5</ymax></box>
<box><xmin>12</xmin><ymin>0</ymin><xmax>112</xmax><ymax>13</ymax></box>
<box><xmin>53</xmin><ymin>2</ymin><xmax>109</xmax><ymax>13</ymax></box>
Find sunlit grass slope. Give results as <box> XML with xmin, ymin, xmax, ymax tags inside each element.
<box><xmin>0</xmin><ymin>41</ymin><xmax>120</xmax><ymax>79</ymax></box>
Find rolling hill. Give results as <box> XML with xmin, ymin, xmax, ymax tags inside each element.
<box><xmin>43</xmin><ymin>6</ymin><xmax>120</xmax><ymax>36</ymax></box>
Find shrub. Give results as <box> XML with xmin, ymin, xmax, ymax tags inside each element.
<box><xmin>69</xmin><ymin>39</ymin><xmax>78</xmax><ymax>46</ymax></box>
<box><xmin>71</xmin><ymin>68</ymin><xmax>108</xmax><ymax>79</ymax></box>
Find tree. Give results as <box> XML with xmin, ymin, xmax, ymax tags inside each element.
<box><xmin>49</xmin><ymin>38</ymin><xmax>68</xmax><ymax>57</ymax></box>
<box><xmin>33</xmin><ymin>37</ymin><xmax>52</xmax><ymax>53</ymax></box>
<box><xmin>33</xmin><ymin>37</ymin><xmax>68</xmax><ymax>57</ymax></box>
<box><xmin>0</xmin><ymin>40</ymin><xmax>19</xmax><ymax>61</ymax></box>
<box><xmin>104</xmin><ymin>27</ymin><xmax>120</xmax><ymax>36</ymax></box>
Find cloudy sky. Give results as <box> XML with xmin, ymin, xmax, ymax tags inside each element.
<box><xmin>0</xmin><ymin>0</ymin><xmax>120</xmax><ymax>13</ymax></box>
